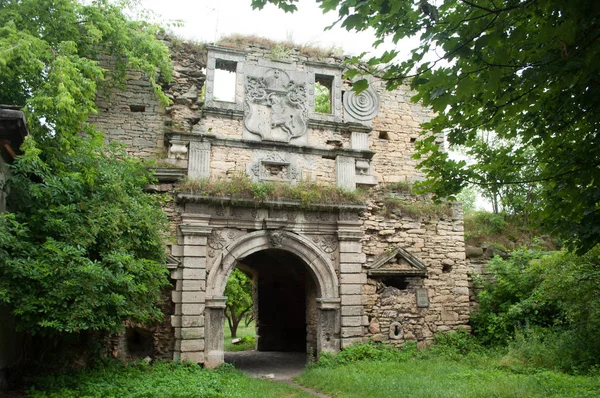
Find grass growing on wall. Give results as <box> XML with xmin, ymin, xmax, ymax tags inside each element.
<box><xmin>383</xmin><ymin>197</ymin><xmax>453</xmax><ymax>219</ymax></box>
<box><xmin>177</xmin><ymin>174</ymin><xmax>364</xmax><ymax>207</ymax></box>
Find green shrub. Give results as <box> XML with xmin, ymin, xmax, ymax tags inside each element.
<box><xmin>472</xmin><ymin>246</ymin><xmax>600</xmax><ymax>373</ymax></box>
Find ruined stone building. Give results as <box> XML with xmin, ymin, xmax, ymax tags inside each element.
<box><xmin>90</xmin><ymin>39</ymin><xmax>470</xmax><ymax>367</ymax></box>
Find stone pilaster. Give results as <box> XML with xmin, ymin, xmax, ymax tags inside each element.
<box><xmin>173</xmin><ymin>220</ymin><xmax>212</xmax><ymax>363</ymax></box>
<box><xmin>336</xmin><ymin>226</ymin><xmax>366</xmax><ymax>348</ymax></box>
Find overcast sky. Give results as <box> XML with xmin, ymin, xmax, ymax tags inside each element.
<box><xmin>139</xmin><ymin>0</ymin><xmax>407</xmax><ymax>58</ymax></box>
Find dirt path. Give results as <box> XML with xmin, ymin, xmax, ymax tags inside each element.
<box><xmin>224</xmin><ymin>351</ymin><xmax>331</xmax><ymax>397</ymax></box>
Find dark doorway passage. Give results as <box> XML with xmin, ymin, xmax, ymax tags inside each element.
<box><xmin>240</xmin><ymin>249</ymin><xmax>316</xmax><ymax>353</ymax></box>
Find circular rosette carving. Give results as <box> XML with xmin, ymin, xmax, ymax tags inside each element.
<box><xmin>343</xmin><ymin>86</ymin><xmax>380</xmax><ymax>121</ymax></box>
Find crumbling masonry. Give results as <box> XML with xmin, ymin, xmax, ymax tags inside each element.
<box><xmin>90</xmin><ymin>39</ymin><xmax>470</xmax><ymax>366</ymax></box>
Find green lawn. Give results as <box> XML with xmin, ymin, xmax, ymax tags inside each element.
<box><xmin>26</xmin><ymin>360</ymin><xmax>312</xmax><ymax>398</ymax></box>
<box><xmin>224</xmin><ymin>321</ymin><xmax>256</xmax><ymax>352</ymax></box>
<box><xmin>297</xmin><ymin>347</ymin><xmax>600</xmax><ymax>398</ymax></box>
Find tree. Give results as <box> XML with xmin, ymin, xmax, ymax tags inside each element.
<box><xmin>0</xmin><ymin>0</ymin><xmax>172</xmax><ymax>335</ymax></box>
<box><xmin>252</xmin><ymin>0</ymin><xmax>600</xmax><ymax>254</ymax></box>
<box><xmin>224</xmin><ymin>268</ymin><xmax>253</xmax><ymax>338</ymax></box>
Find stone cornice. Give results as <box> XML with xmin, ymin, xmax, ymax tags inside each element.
<box><xmin>166</xmin><ymin>132</ymin><xmax>375</xmax><ymax>160</ymax></box>
<box><xmin>176</xmin><ymin>193</ymin><xmax>366</xmax><ymax>212</ymax></box>
<box><xmin>179</xmin><ymin>224</ymin><xmax>213</xmax><ymax>237</ymax></box>
<box><xmin>307</xmin><ymin>119</ymin><xmax>371</xmax><ymax>133</ymax></box>
<box><xmin>152</xmin><ymin>167</ymin><xmax>187</xmax><ymax>182</ymax></box>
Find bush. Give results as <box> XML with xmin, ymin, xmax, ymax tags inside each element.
<box><xmin>472</xmin><ymin>246</ymin><xmax>600</xmax><ymax>373</ymax></box>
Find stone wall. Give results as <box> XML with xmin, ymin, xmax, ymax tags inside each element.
<box><xmin>93</xmin><ymin>37</ymin><xmax>469</xmax><ymax>363</ymax></box>
<box><xmin>360</xmin><ymin>189</ymin><xmax>470</xmax><ymax>347</ymax></box>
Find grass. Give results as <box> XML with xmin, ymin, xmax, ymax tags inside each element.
<box><xmin>224</xmin><ymin>321</ymin><xmax>256</xmax><ymax>352</ymax></box>
<box><xmin>297</xmin><ymin>340</ymin><xmax>600</xmax><ymax>398</ymax></box>
<box><xmin>216</xmin><ymin>34</ymin><xmax>343</xmax><ymax>60</ymax></box>
<box><xmin>177</xmin><ymin>174</ymin><xmax>364</xmax><ymax>208</ymax></box>
<box><xmin>383</xmin><ymin>197</ymin><xmax>453</xmax><ymax>219</ymax></box>
<box><xmin>26</xmin><ymin>360</ymin><xmax>312</xmax><ymax>398</ymax></box>
<box><xmin>298</xmin><ymin>358</ymin><xmax>600</xmax><ymax>398</ymax></box>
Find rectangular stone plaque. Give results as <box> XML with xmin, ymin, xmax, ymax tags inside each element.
<box><xmin>416</xmin><ymin>288</ymin><xmax>429</xmax><ymax>308</ymax></box>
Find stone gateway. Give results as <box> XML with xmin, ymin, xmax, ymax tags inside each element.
<box><xmin>91</xmin><ymin>39</ymin><xmax>470</xmax><ymax>366</ymax></box>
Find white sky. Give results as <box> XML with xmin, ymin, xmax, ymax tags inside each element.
<box><xmin>137</xmin><ymin>0</ymin><xmax>489</xmax><ymax>210</ymax></box>
<box><xmin>139</xmin><ymin>0</ymin><xmax>409</xmax><ymax>58</ymax></box>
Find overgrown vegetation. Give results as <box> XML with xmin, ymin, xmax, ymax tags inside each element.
<box><xmin>471</xmin><ymin>246</ymin><xmax>600</xmax><ymax>373</ymax></box>
<box><xmin>177</xmin><ymin>173</ymin><xmax>364</xmax><ymax>207</ymax></box>
<box><xmin>298</xmin><ymin>338</ymin><xmax>600</xmax><ymax>398</ymax></box>
<box><xmin>216</xmin><ymin>33</ymin><xmax>343</xmax><ymax>60</ymax></box>
<box><xmin>0</xmin><ymin>0</ymin><xmax>171</xmax><ymax>339</ymax></box>
<box><xmin>383</xmin><ymin>197</ymin><xmax>453</xmax><ymax>219</ymax></box>
<box><xmin>25</xmin><ymin>359</ymin><xmax>311</xmax><ymax>398</ymax></box>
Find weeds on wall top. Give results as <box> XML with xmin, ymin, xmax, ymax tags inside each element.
<box><xmin>380</xmin><ymin>182</ymin><xmax>454</xmax><ymax>219</ymax></box>
<box><xmin>177</xmin><ymin>173</ymin><xmax>364</xmax><ymax>207</ymax></box>
<box><xmin>216</xmin><ymin>34</ymin><xmax>343</xmax><ymax>60</ymax></box>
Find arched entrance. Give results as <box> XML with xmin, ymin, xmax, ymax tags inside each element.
<box><xmin>204</xmin><ymin>230</ymin><xmax>341</xmax><ymax>368</ymax></box>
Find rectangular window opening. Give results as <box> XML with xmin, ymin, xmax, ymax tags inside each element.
<box><xmin>379</xmin><ymin>131</ymin><xmax>390</xmax><ymax>140</ymax></box>
<box><xmin>129</xmin><ymin>105</ymin><xmax>145</xmax><ymax>112</ymax></box>
<box><xmin>314</xmin><ymin>74</ymin><xmax>333</xmax><ymax>114</ymax></box>
<box><xmin>214</xmin><ymin>59</ymin><xmax>237</xmax><ymax>103</ymax></box>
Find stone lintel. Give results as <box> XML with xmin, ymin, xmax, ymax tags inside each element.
<box><xmin>166</xmin><ymin>132</ymin><xmax>375</xmax><ymax>161</ymax></box>
<box><xmin>205</xmin><ymin>296</ymin><xmax>227</xmax><ymax>309</ymax></box>
<box><xmin>205</xmin><ymin>44</ymin><xmax>248</xmax><ymax>56</ymax></box>
<box><xmin>316</xmin><ymin>297</ymin><xmax>341</xmax><ymax>310</ymax></box>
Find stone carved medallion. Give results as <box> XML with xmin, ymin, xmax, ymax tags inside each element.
<box><xmin>313</xmin><ymin>235</ymin><xmax>338</xmax><ymax>254</ymax></box>
<box><xmin>208</xmin><ymin>230</ymin><xmax>226</xmax><ymax>250</ymax></box>
<box><xmin>244</xmin><ymin>68</ymin><xmax>308</xmax><ymax>143</ymax></box>
<box><xmin>344</xmin><ymin>84</ymin><xmax>380</xmax><ymax>121</ymax></box>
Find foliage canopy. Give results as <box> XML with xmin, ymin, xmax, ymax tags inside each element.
<box><xmin>252</xmin><ymin>0</ymin><xmax>600</xmax><ymax>253</ymax></box>
<box><xmin>0</xmin><ymin>0</ymin><xmax>172</xmax><ymax>334</ymax></box>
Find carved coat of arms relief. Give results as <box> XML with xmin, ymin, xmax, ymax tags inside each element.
<box><xmin>243</xmin><ymin>68</ymin><xmax>308</xmax><ymax>143</ymax></box>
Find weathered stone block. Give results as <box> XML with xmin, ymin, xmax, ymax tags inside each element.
<box><xmin>341</xmin><ymin>316</ymin><xmax>362</xmax><ymax>327</ymax></box>
<box><xmin>341</xmin><ymin>295</ymin><xmax>363</xmax><ymax>306</ymax></box>
<box><xmin>180</xmin><ymin>351</ymin><xmax>204</xmax><ymax>363</ymax></box>
<box><xmin>182</xmin><ymin>315</ymin><xmax>204</xmax><ymax>328</ymax></box>
<box><xmin>183</xmin><ymin>256</ymin><xmax>207</xmax><ymax>269</ymax></box>
<box><xmin>340</xmin><ymin>262</ymin><xmax>362</xmax><ymax>273</ymax></box>
<box><xmin>341</xmin><ymin>326</ymin><xmax>364</xmax><ymax>338</ymax></box>
<box><xmin>340</xmin><ymin>273</ymin><xmax>367</xmax><ymax>284</ymax></box>
<box><xmin>181</xmin><ymin>327</ymin><xmax>204</xmax><ymax>339</ymax></box>
<box><xmin>182</xmin><ymin>291</ymin><xmax>205</xmax><ymax>303</ymax></box>
<box><xmin>182</xmin><ymin>280</ymin><xmax>206</xmax><ymax>291</ymax></box>
<box><xmin>181</xmin><ymin>304</ymin><xmax>204</xmax><ymax>315</ymax></box>
<box><xmin>338</xmin><ymin>240</ymin><xmax>362</xmax><ymax>253</ymax></box>
<box><xmin>182</xmin><ymin>268</ymin><xmax>206</xmax><ymax>280</ymax></box>
<box><xmin>340</xmin><ymin>284</ymin><xmax>362</xmax><ymax>295</ymax></box>
<box><xmin>183</xmin><ymin>245</ymin><xmax>207</xmax><ymax>257</ymax></box>
<box><xmin>180</xmin><ymin>339</ymin><xmax>205</xmax><ymax>352</ymax></box>
<box><xmin>340</xmin><ymin>252</ymin><xmax>366</xmax><ymax>263</ymax></box>
<box><xmin>341</xmin><ymin>305</ymin><xmax>362</xmax><ymax>317</ymax></box>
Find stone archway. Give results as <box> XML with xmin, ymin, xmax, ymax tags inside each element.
<box><xmin>204</xmin><ymin>229</ymin><xmax>341</xmax><ymax>368</ymax></box>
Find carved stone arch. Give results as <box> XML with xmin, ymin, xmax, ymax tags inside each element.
<box><xmin>206</xmin><ymin>229</ymin><xmax>339</xmax><ymax>300</ymax></box>
<box><xmin>204</xmin><ymin>229</ymin><xmax>341</xmax><ymax>368</ymax></box>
